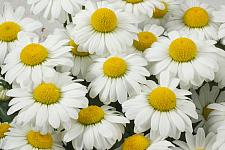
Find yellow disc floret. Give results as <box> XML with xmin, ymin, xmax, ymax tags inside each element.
<box><xmin>78</xmin><ymin>106</ymin><xmax>104</xmax><ymax>125</ymax></box>
<box><xmin>0</xmin><ymin>123</ymin><xmax>10</xmax><ymax>138</ymax></box>
<box><xmin>69</xmin><ymin>40</ymin><xmax>90</xmax><ymax>57</ymax></box>
<box><xmin>202</xmin><ymin>106</ymin><xmax>213</xmax><ymax>120</ymax></box>
<box><xmin>125</xmin><ymin>0</ymin><xmax>143</xmax><ymax>4</ymax></box>
<box><xmin>148</xmin><ymin>87</ymin><xmax>176</xmax><ymax>112</ymax></box>
<box><xmin>27</xmin><ymin>131</ymin><xmax>53</xmax><ymax>149</ymax></box>
<box><xmin>33</xmin><ymin>83</ymin><xmax>61</xmax><ymax>105</ymax></box>
<box><xmin>196</xmin><ymin>148</ymin><xmax>205</xmax><ymax>150</ymax></box>
<box><xmin>122</xmin><ymin>134</ymin><xmax>151</xmax><ymax>150</ymax></box>
<box><xmin>169</xmin><ymin>38</ymin><xmax>197</xmax><ymax>62</ymax></box>
<box><xmin>91</xmin><ymin>8</ymin><xmax>117</xmax><ymax>33</ymax></box>
<box><xmin>133</xmin><ymin>32</ymin><xmax>157</xmax><ymax>52</ymax></box>
<box><xmin>103</xmin><ymin>57</ymin><xmax>127</xmax><ymax>78</ymax></box>
<box><xmin>20</xmin><ymin>43</ymin><xmax>48</xmax><ymax>66</ymax></box>
<box><xmin>183</xmin><ymin>7</ymin><xmax>209</xmax><ymax>28</ymax></box>
<box><xmin>0</xmin><ymin>22</ymin><xmax>21</xmax><ymax>42</ymax></box>
<box><xmin>153</xmin><ymin>2</ymin><xmax>168</xmax><ymax>18</ymax></box>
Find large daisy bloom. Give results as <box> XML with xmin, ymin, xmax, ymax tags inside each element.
<box><xmin>1</xmin><ymin>32</ymin><xmax>73</xmax><ymax>86</ymax></box>
<box><xmin>0</xmin><ymin>122</ymin><xmax>11</xmax><ymax>149</ymax></box>
<box><xmin>6</xmin><ymin>72</ymin><xmax>88</xmax><ymax>133</ymax></box>
<box><xmin>73</xmin><ymin>1</ymin><xmax>140</xmax><ymax>55</ymax></box>
<box><xmin>122</xmin><ymin>71</ymin><xmax>198</xmax><ymax>139</ymax></box>
<box><xmin>63</xmin><ymin>105</ymin><xmax>129</xmax><ymax>150</ymax></box>
<box><xmin>0</xmin><ymin>3</ymin><xmax>42</xmax><ymax>65</ymax></box>
<box><xmin>86</xmin><ymin>54</ymin><xmax>150</xmax><ymax>104</ymax></box>
<box><xmin>145</xmin><ymin>31</ymin><xmax>222</xmax><ymax>89</ymax></box>
<box><xmin>166</xmin><ymin>0</ymin><xmax>219</xmax><ymax>40</ymax></box>
<box><xmin>173</xmin><ymin>128</ymin><xmax>216</xmax><ymax>150</ymax></box>
<box><xmin>3</xmin><ymin>124</ymin><xmax>64</xmax><ymax>150</ymax></box>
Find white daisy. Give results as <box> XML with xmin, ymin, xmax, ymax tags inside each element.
<box><xmin>0</xmin><ymin>3</ymin><xmax>42</xmax><ymax>65</ymax></box>
<box><xmin>6</xmin><ymin>72</ymin><xmax>88</xmax><ymax>134</ymax></box>
<box><xmin>0</xmin><ymin>122</ymin><xmax>11</xmax><ymax>149</ymax></box>
<box><xmin>3</xmin><ymin>124</ymin><xmax>64</xmax><ymax>150</ymax></box>
<box><xmin>215</xmin><ymin>54</ymin><xmax>225</xmax><ymax>88</ymax></box>
<box><xmin>1</xmin><ymin>32</ymin><xmax>73</xmax><ymax>86</ymax></box>
<box><xmin>173</xmin><ymin>128</ymin><xmax>216</xmax><ymax>150</ymax></box>
<box><xmin>86</xmin><ymin>54</ymin><xmax>150</xmax><ymax>104</ymax></box>
<box><xmin>122</xmin><ymin>71</ymin><xmax>198</xmax><ymax>139</ymax></box>
<box><xmin>63</xmin><ymin>105</ymin><xmax>129</xmax><ymax>150</ymax></box>
<box><xmin>145</xmin><ymin>31</ymin><xmax>222</xmax><ymax>89</ymax></box>
<box><xmin>213</xmin><ymin>126</ymin><xmax>225</xmax><ymax>150</ymax></box>
<box><xmin>73</xmin><ymin>1</ymin><xmax>140</xmax><ymax>55</ymax></box>
<box><xmin>166</xmin><ymin>0</ymin><xmax>219</xmax><ymax>40</ymax></box>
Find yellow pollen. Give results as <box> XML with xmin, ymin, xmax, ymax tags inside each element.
<box><xmin>69</xmin><ymin>40</ymin><xmax>89</xmax><ymax>57</ymax></box>
<box><xmin>0</xmin><ymin>123</ymin><xmax>11</xmax><ymax>138</ymax></box>
<box><xmin>91</xmin><ymin>8</ymin><xmax>117</xmax><ymax>33</ymax></box>
<box><xmin>153</xmin><ymin>2</ymin><xmax>168</xmax><ymax>18</ymax></box>
<box><xmin>183</xmin><ymin>7</ymin><xmax>209</xmax><ymax>28</ymax></box>
<box><xmin>169</xmin><ymin>38</ymin><xmax>197</xmax><ymax>62</ymax></box>
<box><xmin>133</xmin><ymin>32</ymin><xmax>157</xmax><ymax>52</ymax></box>
<box><xmin>33</xmin><ymin>83</ymin><xmax>61</xmax><ymax>105</ymax></box>
<box><xmin>103</xmin><ymin>57</ymin><xmax>127</xmax><ymax>78</ymax></box>
<box><xmin>125</xmin><ymin>0</ymin><xmax>143</xmax><ymax>4</ymax></box>
<box><xmin>196</xmin><ymin>148</ymin><xmax>205</xmax><ymax>150</ymax></box>
<box><xmin>78</xmin><ymin>106</ymin><xmax>104</xmax><ymax>125</ymax></box>
<box><xmin>0</xmin><ymin>22</ymin><xmax>21</xmax><ymax>42</ymax></box>
<box><xmin>122</xmin><ymin>134</ymin><xmax>151</xmax><ymax>150</ymax></box>
<box><xmin>20</xmin><ymin>43</ymin><xmax>48</xmax><ymax>66</ymax></box>
<box><xmin>202</xmin><ymin>106</ymin><xmax>213</xmax><ymax>120</ymax></box>
<box><xmin>27</xmin><ymin>131</ymin><xmax>53</xmax><ymax>149</ymax></box>
<box><xmin>148</xmin><ymin>87</ymin><xmax>176</xmax><ymax>112</ymax></box>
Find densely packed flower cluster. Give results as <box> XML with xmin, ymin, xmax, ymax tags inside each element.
<box><xmin>1</xmin><ymin>0</ymin><xmax>225</xmax><ymax>149</ymax></box>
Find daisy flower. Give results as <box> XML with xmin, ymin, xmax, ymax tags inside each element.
<box><xmin>27</xmin><ymin>0</ymin><xmax>85</xmax><ymax>20</ymax></box>
<box><xmin>215</xmin><ymin>54</ymin><xmax>225</xmax><ymax>88</ymax></box>
<box><xmin>145</xmin><ymin>31</ymin><xmax>222</xmax><ymax>89</ymax></box>
<box><xmin>122</xmin><ymin>71</ymin><xmax>198</xmax><ymax>139</ymax></box>
<box><xmin>63</xmin><ymin>105</ymin><xmax>129</xmax><ymax>150</ymax></box>
<box><xmin>0</xmin><ymin>3</ymin><xmax>42</xmax><ymax>65</ymax></box>
<box><xmin>0</xmin><ymin>122</ymin><xmax>11</xmax><ymax>149</ymax></box>
<box><xmin>213</xmin><ymin>126</ymin><xmax>225</xmax><ymax>150</ymax></box>
<box><xmin>3</xmin><ymin>124</ymin><xmax>64</xmax><ymax>150</ymax></box>
<box><xmin>166</xmin><ymin>0</ymin><xmax>219</xmax><ymax>40</ymax></box>
<box><xmin>173</xmin><ymin>128</ymin><xmax>216</xmax><ymax>150</ymax></box>
<box><xmin>86</xmin><ymin>54</ymin><xmax>150</xmax><ymax>104</ymax></box>
<box><xmin>6</xmin><ymin>72</ymin><xmax>88</xmax><ymax>133</ymax></box>
<box><xmin>1</xmin><ymin>32</ymin><xmax>73</xmax><ymax>86</ymax></box>
<box><xmin>73</xmin><ymin>1</ymin><xmax>139</xmax><ymax>55</ymax></box>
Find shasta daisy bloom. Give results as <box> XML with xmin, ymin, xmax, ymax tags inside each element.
<box><xmin>0</xmin><ymin>122</ymin><xmax>11</xmax><ymax>149</ymax></box>
<box><xmin>3</xmin><ymin>124</ymin><xmax>64</xmax><ymax>150</ymax></box>
<box><xmin>73</xmin><ymin>1</ymin><xmax>140</xmax><ymax>55</ymax></box>
<box><xmin>6</xmin><ymin>72</ymin><xmax>88</xmax><ymax>134</ymax></box>
<box><xmin>122</xmin><ymin>71</ymin><xmax>198</xmax><ymax>139</ymax></box>
<box><xmin>86</xmin><ymin>54</ymin><xmax>150</xmax><ymax>104</ymax></box>
<box><xmin>1</xmin><ymin>32</ymin><xmax>73</xmax><ymax>86</ymax></box>
<box><xmin>173</xmin><ymin>128</ymin><xmax>216</xmax><ymax>150</ymax></box>
<box><xmin>145</xmin><ymin>31</ymin><xmax>221</xmax><ymax>89</ymax></box>
<box><xmin>63</xmin><ymin>105</ymin><xmax>129</xmax><ymax>150</ymax></box>
<box><xmin>165</xmin><ymin>0</ymin><xmax>219</xmax><ymax>40</ymax></box>
<box><xmin>0</xmin><ymin>3</ymin><xmax>42</xmax><ymax>65</ymax></box>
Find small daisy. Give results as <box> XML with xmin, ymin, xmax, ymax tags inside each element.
<box><xmin>166</xmin><ymin>0</ymin><xmax>219</xmax><ymax>40</ymax></box>
<box><xmin>6</xmin><ymin>72</ymin><xmax>88</xmax><ymax>133</ymax></box>
<box><xmin>63</xmin><ymin>105</ymin><xmax>129</xmax><ymax>150</ymax></box>
<box><xmin>173</xmin><ymin>128</ymin><xmax>216</xmax><ymax>150</ymax></box>
<box><xmin>0</xmin><ymin>122</ymin><xmax>11</xmax><ymax>149</ymax></box>
<box><xmin>0</xmin><ymin>3</ymin><xmax>42</xmax><ymax>65</ymax></box>
<box><xmin>86</xmin><ymin>54</ymin><xmax>150</xmax><ymax>104</ymax></box>
<box><xmin>73</xmin><ymin>1</ymin><xmax>140</xmax><ymax>55</ymax></box>
<box><xmin>1</xmin><ymin>32</ymin><xmax>73</xmax><ymax>86</ymax></box>
<box><xmin>145</xmin><ymin>31</ymin><xmax>222</xmax><ymax>89</ymax></box>
<box><xmin>3</xmin><ymin>124</ymin><xmax>64</xmax><ymax>150</ymax></box>
<box><xmin>122</xmin><ymin>71</ymin><xmax>198</xmax><ymax>139</ymax></box>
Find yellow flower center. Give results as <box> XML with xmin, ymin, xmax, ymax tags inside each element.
<box><xmin>91</xmin><ymin>8</ymin><xmax>117</xmax><ymax>33</ymax></box>
<box><xmin>125</xmin><ymin>0</ymin><xmax>143</xmax><ymax>4</ymax></box>
<box><xmin>0</xmin><ymin>123</ymin><xmax>10</xmax><ymax>138</ymax></box>
<box><xmin>153</xmin><ymin>2</ymin><xmax>168</xmax><ymax>18</ymax></box>
<box><xmin>122</xmin><ymin>134</ymin><xmax>151</xmax><ymax>150</ymax></box>
<box><xmin>69</xmin><ymin>40</ymin><xmax>90</xmax><ymax>57</ymax></box>
<box><xmin>148</xmin><ymin>87</ymin><xmax>176</xmax><ymax>112</ymax></box>
<box><xmin>169</xmin><ymin>38</ymin><xmax>197</xmax><ymax>62</ymax></box>
<box><xmin>133</xmin><ymin>32</ymin><xmax>157</xmax><ymax>52</ymax></box>
<box><xmin>78</xmin><ymin>106</ymin><xmax>105</xmax><ymax>125</ymax></box>
<box><xmin>183</xmin><ymin>7</ymin><xmax>209</xmax><ymax>28</ymax></box>
<box><xmin>202</xmin><ymin>106</ymin><xmax>213</xmax><ymax>120</ymax></box>
<box><xmin>196</xmin><ymin>148</ymin><xmax>205</xmax><ymax>150</ymax></box>
<box><xmin>103</xmin><ymin>57</ymin><xmax>127</xmax><ymax>78</ymax></box>
<box><xmin>27</xmin><ymin>131</ymin><xmax>53</xmax><ymax>149</ymax></box>
<box><xmin>20</xmin><ymin>43</ymin><xmax>48</xmax><ymax>66</ymax></box>
<box><xmin>33</xmin><ymin>83</ymin><xmax>61</xmax><ymax>105</ymax></box>
<box><xmin>0</xmin><ymin>22</ymin><xmax>21</xmax><ymax>42</ymax></box>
